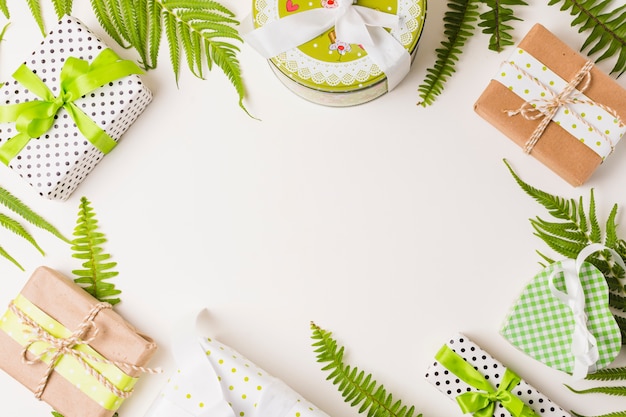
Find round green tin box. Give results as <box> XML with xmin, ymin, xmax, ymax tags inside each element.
<box><xmin>252</xmin><ymin>0</ymin><xmax>427</xmax><ymax>106</ymax></box>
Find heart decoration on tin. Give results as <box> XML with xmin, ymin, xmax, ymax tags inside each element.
<box><xmin>500</xmin><ymin>244</ymin><xmax>623</xmax><ymax>380</ymax></box>
<box><xmin>285</xmin><ymin>0</ymin><xmax>299</xmax><ymax>12</ymax></box>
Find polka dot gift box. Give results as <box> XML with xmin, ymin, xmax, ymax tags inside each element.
<box><xmin>244</xmin><ymin>0</ymin><xmax>426</xmax><ymax>106</ymax></box>
<box><xmin>474</xmin><ymin>24</ymin><xmax>626</xmax><ymax>187</ymax></box>
<box><xmin>0</xmin><ymin>16</ymin><xmax>152</xmax><ymax>201</ymax></box>
<box><xmin>425</xmin><ymin>333</ymin><xmax>570</xmax><ymax>417</ymax></box>
<box><xmin>144</xmin><ymin>332</ymin><xmax>330</xmax><ymax>417</ymax></box>
<box><xmin>0</xmin><ymin>266</ymin><xmax>159</xmax><ymax>417</ymax></box>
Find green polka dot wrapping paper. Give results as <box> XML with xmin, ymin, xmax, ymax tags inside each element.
<box><xmin>474</xmin><ymin>24</ymin><xmax>626</xmax><ymax>187</ymax></box>
<box><xmin>0</xmin><ymin>16</ymin><xmax>152</xmax><ymax>201</ymax></box>
<box><xmin>244</xmin><ymin>0</ymin><xmax>426</xmax><ymax>106</ymax></box>
<box><xmin>145</xmin><ymin>333</ymin><xmax>330</xmax><ymax>417</ymax></box>
<box><xmin>0</xmin><ymin>266</ymin><xmax>158</xmax><ymax>417</ymax></box>
<box><xmin>425</xmin><ymin>333</ymin><xmax>570</xmax><ymax>417</ymax></box>
<box><xmin>500</xmin><ymin>245</ymin><xmax>622</xmax><ymax>380</ymax></box>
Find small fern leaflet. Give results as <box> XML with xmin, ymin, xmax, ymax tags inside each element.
<box><xmin>584</xmin><ymin>366</ymin><xmax>626</xmax><ymax>381</ymax></box>
<box><xmin>566</xmin><ymin>384</ymin><xmax>626</xmax><ymax>396</ymax></box>
<box><xmin>548</xmin><ymin>0</ymin><xmax>626</xmax><ymax>76</ymax></box>
<box><xmin>417</xmin><ymin>0</ymin><xmax>479</xmax><ymax>107</ymax></box>
<box><xmin>71</xmin><ymin>196</ymin><xmax>121</xmax><ymax>305</ymax></box>
<box><xmin>477</xmin><ymin>0</ymin><xmax>527</xmax><ymax>52</ymax></box>
<box><xmin>311</xmin><ymin>322</ymin><xmax>422</xmax><ymax>417</ymax></box>
<box><xmin>25</xmin><ymin>0</ymin><xmax>45</xmax><ymax>35</ymax></box>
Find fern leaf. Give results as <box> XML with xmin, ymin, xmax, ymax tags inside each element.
<box><xmin>572</xmin><ymin>411</ymin><xmax>626</xmax><ymax>417</ymax></box>
<box><xmin>51</xmin><ymin>0</ymin><xmax>73</xmax><ymax>18</ymax></box>
<box><xmin>0</xmin><ymin>244</ymin><xmax>23</xmax><ymax>270</ymax></box>
<box><xmin>89</xmin><ymin>0</ymin><xmax>130</xmax><ymax>48</ymax></box>
<box><xmin>548</xmin><ymin>0</ymin><xmax>626</xmax><ymax>76</ymax></box>
<box><xmin>0</xmin><ymin>0</ymin><xmax>8</xmax><ymax>19</ymax></box>
<box><xmin>71</xmin><ymin>197</ymin><xmax>121</xmax><ymax>305</ymax></box>
<box><xmin>566</xmin><ymin>384</ymin><xmax>626</xmax><ymax>396</ymax></box>
<box><xmin>417</xmin><ymin>0</ymin><xmax>479</xmax><ymax>107</ymax></box>
<box><xmin>147</xmin><ymin>0</ymin><xmax>163</xmax><ymax>69</ymax></box>
<box><xmin>477</xmin><ymin>0</ymin><xmax>527</xmax><ymax>52</ymax></box>
<box><xmin>25</xmin><ymin>0</ymin><xmax>45</xmax><ymax>35</ymax></box>
<box><xmin>0</xmin><ymin>22</ymin><xmax>8</xmax><ymax>42</ymax></box>
<box><xmin>0</xmin><ymin>213</ymin><xmax>45</xmax><ymax>255</ymax></box>
<box><xmin>585</xmin><ymin>366</ymin><xmax>626</xmax><ymax>381</ymax></box>
<box><xmin>311</xmin><ymin>322</ymin><xmax>422</xmax><ymax>417</ymax></box>
<box><xmin>158</xmin><ymin>0</ymin><xmax>247</xmax><ymax>112</ymax></box>
<box><xmin>0</xmin><ymin>187</ymin><xmax>70</xmax><ymax>243</ymax></box>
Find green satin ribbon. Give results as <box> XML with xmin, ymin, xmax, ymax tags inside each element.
<box><xmin>0</xmin><ymin>48</ymin><xmax>143</xmax><ymax>165</ymax></box>
<box><xmin>435</xmin><ymin>345</ymin><xmax>539</xmax><ymax>417</ymax></box>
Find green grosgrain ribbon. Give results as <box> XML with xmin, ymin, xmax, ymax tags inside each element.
<box><xmin>435</xmin><ymin>345</ymin><xmax>539</xmax><ymax>417</ymax></box>
<box><xmin>0</xmin><ymin>48</ymin><xmax>143</xmax><ymax>165</ymax></box>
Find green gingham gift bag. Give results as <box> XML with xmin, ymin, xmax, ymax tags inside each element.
<box><xmin>500</xmin><ymin>244</ymin><xmax>623</xmax><ymax>380</ymax></box>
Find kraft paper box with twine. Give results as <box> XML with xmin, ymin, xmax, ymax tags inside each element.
<box><xmin>144</xmin><ymin>315</ymin><xmax>330</xmax><ymax>417</ymax></box>
<box><xmin>425</xmin><ymin>333</ymin><xmax>571</xmax><ymax>417</ymax></box>
<box><xmin>0</xmin><ymin>16</ymin><xmax>152</xmax><ymax>201</ymax></box>
<box><xmin>0</xmin><ymin>266</ymin><xmax>159</xmax><ymax>417</ymax></box>
<box><xmin>474</xmin><ymin>24</ymin><xmax>626</xmax><ymax>186</ymax></box>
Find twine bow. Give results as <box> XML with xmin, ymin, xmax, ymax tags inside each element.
<box><xmin>9</xmin><ymin>300</ymin><xmax>161</xmax><ymax>401</ymax></box>
<box><xmin>435</xmin><ymin>344</ymin><xmax>539</xmax><ymax>417</ymax></box>
<box><xmin>505</xmin><ymin>59</ymin><xmax>623</xmax><ymax>155</ymax></box>
<box><xmin>0</xmin><ymin>48</ymin><xmax>144</xmax><ymax>165</ymax></box>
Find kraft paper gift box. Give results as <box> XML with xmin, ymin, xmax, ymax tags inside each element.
<box><xmin>0</xmin><ymin>16</ymin><xmax>152</xmax><ymax>201</ymax></box>
<box><xmin>474</xmin><ymin>23</ymin><xmax>626</xmax><ymax>186</ymax></box>
<box><xmin>0</xmin><ymin>266</ymin><xmax>158</xmax><ymax>417</ymax></box>
<box><xmin>425</xmin><ymin>333</ymin><xmax>571</xmax><ymax>417</ymax></box>
<box><xmin>243</xmin><ymin>0</ymin><xmax>427</xmax><ymax>106</ymax></box>
<box><xmin>145</xmin><ymin>331</ymin><xmax>330</xmax><ymax>417</ymax></box>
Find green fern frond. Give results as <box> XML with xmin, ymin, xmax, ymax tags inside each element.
<box><xmin>584</xmin><ymin>366</ymin><xmax>626</xmax><ymax>381</ymax></box>
<box><xmin>548</xmin><ymin>0</ymin><xmax>626</xmax><ymax>76</ymax></box>
<box><xmin>25</xmin><ymin>0</ymin><xmax>45</xmax><ymax>35</ymax></box>
<box><xmin>51</xmin><ymin>0</ymin><xmax>73</xmax><ymax>18</ymax></box>
<box><xmin>0</xmin><ymin>22</ymin><xmax>9</xmax><ymax>42</ymax></box>
<box><xmin>477</xmin><ymin>0</ymin><xmax>527</xmax><ymax>52</ymax></box>
<box><xmin>0</xmin><ymin>245</ymin><xmax>23</xmax><ymax>270</ymax></box>
<box><xmin>0</xmin><ymin>187</ymin><xmax>70</xmax><ymax>243</ymax></box>
<box><xmin>566</xmin><ymin>384</ymin><xmax>626</xmax><ymax>396</ymax></box>
<box><xmin>417</xmin><ymin>0</ymin><xmax>479</xmax><ymax>107</ymax></box>
<box><xmin>0</xmin><ymin>213</ymin><xmax>45</xmax><ymax>255</ymax></box>
<box><xmin>0</xmin><ymin>0</ymin><xmax>8</xmax><ymax>19</ymax></box>
<box><xmin>89</xmin><ymin>0</ymin><xmax>130</xmax><ymax>48</ymax></box>
<box><xmin>572</xmin><ymin>410</ymin><xmax>626</xmax><ymax>417</ymax></box>
<box><xmin>71</xmin><ymin>196</ymin><xmax>121</xmax><ymax>305</ymax></box>
<box><xmin>310</xmin><ymin>322</ymin><xmax>422</xmax><ymax>417</ymax></box>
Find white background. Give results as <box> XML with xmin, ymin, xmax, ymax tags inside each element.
<box><xmin>1</xmin><ymin>1</ymin><xmax>626</xmax><ymax>416</ymax></box>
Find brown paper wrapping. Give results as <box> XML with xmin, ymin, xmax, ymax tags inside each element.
<box><xmin>0</xmin><ymin>266</ymin><xmax>157</xmax><ymax>417</ymax></box>
<box><xmin>474</xmin><ymin>23</ymin><xmax>626</xmax><ymax>186</ymax></box>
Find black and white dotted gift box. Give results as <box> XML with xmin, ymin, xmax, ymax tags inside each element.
<box><xmin>0</xmin><ymin>16</ymin><xmax>152</xmax><ymax>201</ymax></box>
<box><xmin>425</xmin><ymin>333</ymin><xmax>570</xmax><ymax>417</ymax></box>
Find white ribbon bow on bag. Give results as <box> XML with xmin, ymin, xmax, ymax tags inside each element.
<box><xmin>243</xmin><ymin>0</ymin><xmax>411</xmax><ymax>90</ymax></box>
<box><xmin>548</xmin><ymin>243</ymin><xmax>626</xmax><ymax>380</ymax></box>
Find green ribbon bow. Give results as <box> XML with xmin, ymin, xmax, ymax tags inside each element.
<box><xmin>435</xmin><ymin>345</ymin><xmax>539</xmax><ymax>417</ymax></box>
<box><xmin>0</xmin><ymin>48</ymin><xmax>143</xmax><ymax>165</ymax></box>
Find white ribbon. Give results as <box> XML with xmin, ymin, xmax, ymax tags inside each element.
<box><xmin>548</xmin><ymin>243</ymin><xmax>625</xmax><ymax>380</ymax></box>
<box><xmin>243</xmin><ymin>0</ymin><xmax>411</xmax><ymax>90</ymax></box>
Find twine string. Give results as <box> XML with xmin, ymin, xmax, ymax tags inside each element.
<box><xmin>9</xmin><ymin>301</ymin><xmax>161</xmax><ymax>401</ymax></box>
<box><xmin>504</xmin><ymin>60</ymin><xmax>623</xmax><ymax>155</ymax></box>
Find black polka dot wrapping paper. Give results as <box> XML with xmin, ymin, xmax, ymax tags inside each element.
<box><xmin>424</xmin><ymin>333</ymin><xmax>570</xmax><ymax>417</ymax></box>
<box><xmin>0</xmin><ymin>16</ymin><xmax>152</xmax><ymax>201</ymax></box>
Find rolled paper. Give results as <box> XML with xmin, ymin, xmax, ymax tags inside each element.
<box><xmin>501</xmin><ymin>244</ymin><xmax>623</xmax><ymax>379</ymax></box>
<box><xmin>145</xmin><ymin>332</ymin><xmax>330</xmax><ymax>417</ymax></box>
<box><xmin>0</xmin><ymin>16</ymin><xmax>152</xmax><ymax>200</ymax></box>
<box><xmin>0</xmin><ymin>266</ymin><xmax>158</xmax><ymax>417</ymax></box>
<box><xmin>425</xmin><ymin>333</ymin><xmax>570</xmax><ymax>417</ymax></box>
